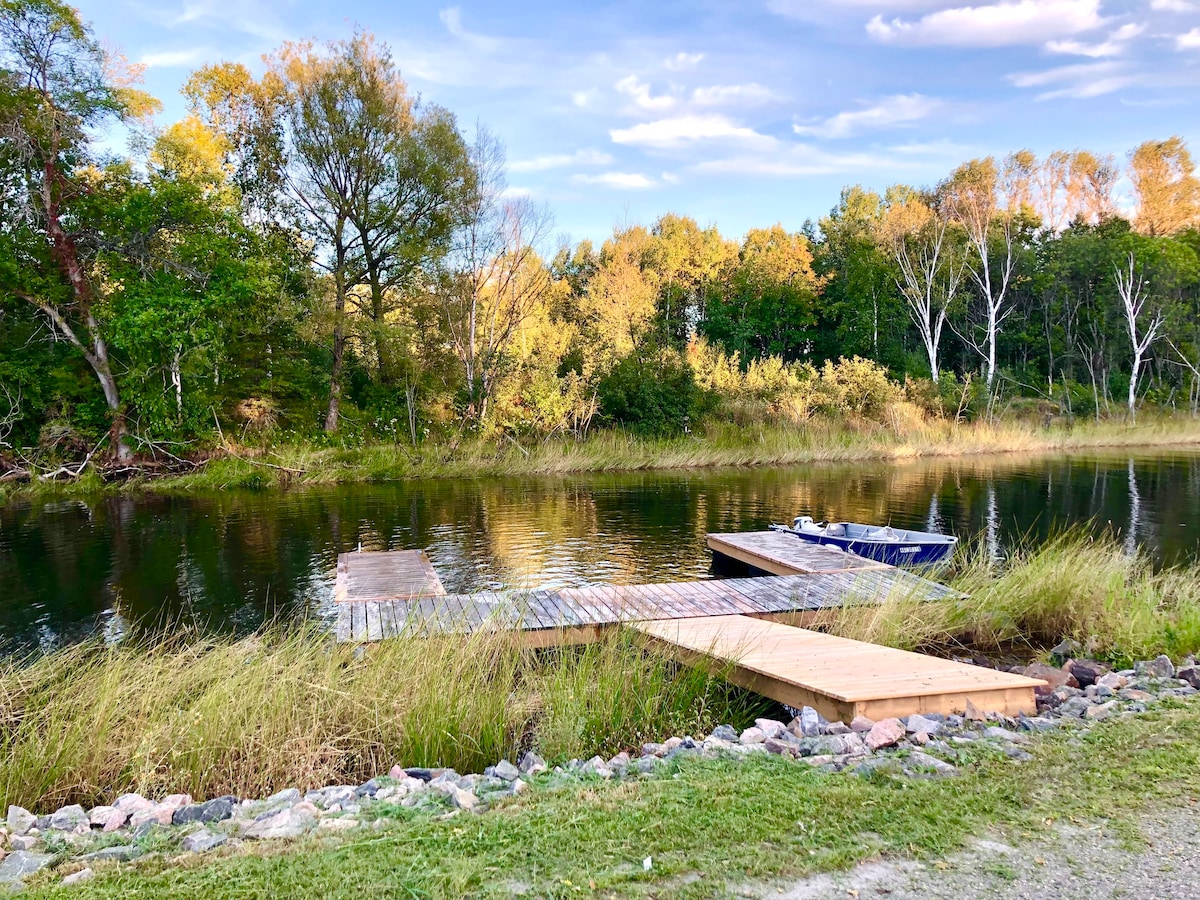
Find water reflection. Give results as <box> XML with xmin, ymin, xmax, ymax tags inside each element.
<box><xmin>1</xmin><ymin>449</ymin><xmax>1198</xmax><ymax>652</ymax></box>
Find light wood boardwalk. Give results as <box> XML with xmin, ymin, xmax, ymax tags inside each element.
<box><xmin>333</xmin><ymin>550</ymin><xmax>444</xmax><ymax>604</ymax></box>
<box><xmin>631</xmin><ymin>615</ymin><xmax>1042</xmax><ymax>721</ymax></box>
<box><xmin>707</xmin><ymin>531</ymin><xmax>890</xmax><ymax>575</ymax></box>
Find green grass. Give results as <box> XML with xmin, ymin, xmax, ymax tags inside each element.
<box><xmin>25</xmin><ymin>701</ymin><xmax>1200</xmax><ymax>899</ymax></box>
<box><xmin>6</xmin><ymin>413</ymin><xmax>1200</xmax><ymax>500</ymax></box>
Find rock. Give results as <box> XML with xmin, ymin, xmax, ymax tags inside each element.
<box><xmin>1049</xmin><ymin>638</ymin><xmax>1082</xmax><ymax>665</ymax></box>
<box><xmin>1177</xmin><ymin>666</ymin><xmax>1200</xmax><ymax>689</ymax></box>
<box><xmin>1097</xmin><ymin>672</ymin><xmax>1128</xmax><ymax>690</ymax></box>
<box><xmin>763</xmin><ymin>737</ymin><xmax>797</xmax><ymax>757</ymax></box>
<box><xmin>489</xmin><ymin>760</ymin><xmax>519</xmax><ymax>782</ymax></box>
<box><xmin>739</xmin><ymin>727</ymin><xmax>766</xmax><ymax>745</ymax></box>
<box><xmin>511</xmin><ymin>779</ymin><xmax>530</xmax><ymax>795</ymax></box>
<box><xmin>442</xmin><ymin>785</ymin><xmax>481</xmax><ymax>812</ymax></box>
<box><xmin>129</xmin><ymin>804</ymin><xmax>174</xmax><ymax>829</ymax></box>
<box><xmin>518</xmin><ymin>751</ymin><xmax>548</xmax><ymax>775</ymax></box>
<box><xmin>608</xmin><ymin>752</ymin><xmax>631</xmax><ymax>771</ymax></box>
<box><xmin>161</xmin><ymin>793</ymin><xmax>193</xmax><ymax>810</ymax></box>
<box><xmin>1068</xmin><ymin>660</ymin><xmax>1108</xmax><ymax>688</ymax></box>
<box><xmin>112</xmin><ymin>793</ymin><xmax>152</xmax><ymax>812</ymax></box>
<box><xmin>754</xmin><ymin>718</ymin><xmax>787</xmax><ymax>739</ymax></box>
<box><xmin>640</xmin><ymin>743</ymin><xmax>666</xmax><ymax>757</ymax></box>
<box><xmin>904</xmin><ymin>714</ymin><xmax>942</xmax><ymax>736</ymax></box>
<box><xmin>1017</xmin><ymin>716</ymin><xmax>1059</xmax><ymax>733</ymax></box>
<box><xmin>182</xmin><ymin>827</ymin><xmax>228</xmax><ymax>853</ymax></box>
<box><xmin>1119</xmin><ymin>688</ymin><xmax>1154</xmax><ymax>702</ymax></box>
<box><xmin>824</xmin><ymin>721</ymin><xmax>850</xmax><ymax>735</ymax></box>
<box><xmin>815</xmin><ymin>734</ymin><xmax>866</xmax><ymax>757</ymax></box>
<box><xmin>1022</xmin><ymin>662</ymin><xmax>1078</xmax><ymax>694</ymax></box>
<box><xmin>88</xmin><ymin>806</ymin><xmax>127</xmax><ymax>833</ymax></box>
<box><xmin>1136</xmin><ymin>655</ymin><xmax>1176</xmax><ymax>679</ymax></box>
<box><xmin>173</xmin><ymin>797</ymin><xmax>235</xmax><ymax>826</ymax></box>
<box><xmin>853</xmin><ymin>757</ymin><xmax>902</xmax><ymax>779</ymax></box>
<box><xmin>265</xmin><ymin>788</ymin><xmax>301</xmax><ymax>806</ymax></box>
<box><xmin>62</xmin><ymin>867</ymin><xmax>94</xmax><ymax>885</ymax></box>
<box><xmin>849</xmin><ymin>715</ymin><xmax>874</xmax><ymax>733</ymax></box>
<box><xmin>905</xmin><ymin>751</ymin><xmax>958</xmax><ymax>778</ymax></box>
<box><xmin>79</xmin><ymin>845</ymin><xmax>142</xmax><ymax>863</ymax></box>
<box><xmin>709</xmin><ymin>724</ymin><xmax>738</xmax><ymax>742</ymax></box>
<box><xmin>865</xmin><ymin>718</ymin><xmax>905</xmax><ymax>751</ymax></box>
<box><xmin>318</xmin><ymin>817</ymin><xmax>360</xmax><ymax>832</ymax></box>
<box><xmin>49</xmin><ymin>804</ymin><xmax>89</xmax><ymax>833</ymax></box>
<box><xmin>0</xmin><ymin>850</ymin><xmax>53</xmax><ymax>884</ymax></box>
<box><xmin>788</xmin><ymin>707</ymin><xmax>824</xmax><ymax>738</ymax></box>
<box><xmin>909</xmin><ymin>731</ymin><xmax>930</xmax><ymax>746</ymax></box>
<box><xmin>388</xmin><ymin>764</ymin><xmax>405</xmax><ymax>780</ymax></box>
<box><xmin>964</xmin><ymin>699</ymin><xmax>985</xmax><ymax>721</ymax></box>
<box><xmin>662</xmin><ymin>737</ymin><xmax>683</xmax><ymax>752</ymax></box>
<box><xmin>1085</xmin><ymin>700</ymin><xmax>1118</xmax><ymax>720</ymax></box>
<box><xmin>5</xmin><ymin>808</ymin><xmax>34</xmax><ymax>837</ymax></box>
<box><xmin>982</xmin><ymin>726</ymin><xmax>1028</xmax><ymax>744</ymax></box>
<box><xmin>403</xmin><ymin>768</ymin><xmax>436</xmax><ymax>782</ymax></box>
<box><xmin>7</xmin><ymin>836</ymin><xmax>40</xmax><ymax>853</ymax></box>
<box><xmin>580</xmin><ymin>756</ymin><xmax>613</xmax><ymax>779</ymax></box>
<box><xmin>243</xmin><ymin>803</ymin><xmax>318</xmax><ymax>840</ymax></box>
<box><xmin>356</xmin><ymin>779</ymin><xmax>381</xmax><ymax>798</ymax></box>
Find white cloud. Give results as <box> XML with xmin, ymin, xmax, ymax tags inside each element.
<box><xmin>614</xmin><ymin>75</ymin><xmax>675</xmax><ymax>110</ymax></box>
<box><xmin>610</xmin><ymin>114</ymin><xmax>773</xmax><ymax>148</ymax></box>
<box><xmin>1179</xmin><ymin>27</ymin><xmax>1200</xmax><ymax>49</ymax></box>
<box><xmin>692</xmin><ymin>83</ymin><xmax>777</xmax><ymax>106</ymax></box>
<box><xmin>139</xmin><ymin>47</ymin><xmax>211</xmax><ymax>68</ymax></box>
<box><xmin>867</xmin><ymin>0</ymin><xmax>1106</xmax><ymax>47</ymax></box>
<box><xmin>1046</xmin><ymin>22</ymin><xmax>1145</xmax><ymax>57</ymax></box>
<box><xmin>663</xmin><ymin>52</ymin><xmax>704</xmax><ymax>71</ymax></box>
<box><xmin>1151</xmin><ymin>0</ymin><xmax>1197</xmax><ymax>10</ymax></box>
<box><xmin>1009</xmin><ymin>60</ymin><xmax>1134</xmax><ymax>97</ymax></box>
<box><xmin>510</xmin><ymin>149</ymin><xmax>614</xmax><ymax>173</ymax></box>
<box><xmin>690</xmin><ymin>143</ymin><xmax>898</xmax><ymax>177</ymax></box>
<box><xmin>571</xmin><ymin>172</ymin><xmax>658</xmax><ymax>189</ymax></box>
<box><xmin>438</xmin><ymin>7</ymin><xmax>502</xmax><ymax>52</ymax></box>
<box><xmin>793</xmin><ymin>93</ymin><xmax>943</xmax><ymax>138</ymax></box>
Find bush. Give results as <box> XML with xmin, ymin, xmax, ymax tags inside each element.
<box><xmin>597</xmin><ymin>346</ymin><xmax>709</xmax><ymax>436</ymax></box>
<box><xmin>814</xmin><ymin>357</ymin><xmax>899</xmax><ymax>421</ymax></box>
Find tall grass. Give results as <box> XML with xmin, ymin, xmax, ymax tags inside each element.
<box><xmin>807</xmin><ymin>530</ymin><xmax>1200</xmax><ymax>664</ymax></box>
<box><xmin>0</xmin><ymin>629</ymin><xmax>769</xmax><ymax>812</ymax></box>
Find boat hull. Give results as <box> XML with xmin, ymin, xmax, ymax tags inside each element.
<box><xmin>773</xmin><ymin>524</ymin><xmax>958</xmax><ymax>567</ymax></box>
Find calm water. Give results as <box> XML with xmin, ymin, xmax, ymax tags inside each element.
<box><xmin>2</xmin><ymin>450</ymin><xmax>1199</xmax><ymax>653</ymax></box>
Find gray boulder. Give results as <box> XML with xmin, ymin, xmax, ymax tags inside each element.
<box><xmin>49</xmin><ymin>804</ymin><xmax>89</xmax><ymax>833</ymax></box>
<box><xmin>6</xmin><ymin>806</ymin><xmax>35</xmax><ymax>836</ymax></box>
<box><xmin>243</xmin><ymin>804</ymin><xmax>317</xmax><ymax>840</ymax></box>
<box><xmin>1136</xmin><ymin>655</ymin><xmax>1176</xmax><ymax>679</ymax></box>
<box><xmin>492</xmin><ymin>759</ymin><xmax>521</xmax><ymax>782</ymax></box>
<box><xmin>173</xmin><ymin>796</ymin><xmax>235</xmax><ymax>826</ymax></box>
<box><xmin>182</xmin><ymin>827</ymin><xmax>229</xmax><ymax>853</ymax></box>
<box><xmin>0</xmin><ymin>850</ymin><xmax>54</xmax><ymax>885</ymax></box>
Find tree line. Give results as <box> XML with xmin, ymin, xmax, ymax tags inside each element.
<box><xmin>2</xmin><ymin>2</ymin><xmax>1199</xmax><ymax>469</ymax></box>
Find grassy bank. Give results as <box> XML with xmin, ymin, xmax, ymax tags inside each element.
<box><xmin>26</xmin><ymin>701</ymin><xmax>1200</xmax><ymax>899</ymax></box>
<box><xmin>1</xmin><ymin>532</ymin><xmax>1198</xmax><ymax>815</ymax></box>
<box><xmin>5</xmin><ymin>414</ymin><xmax>1200</xmax><ymax>500</ymax></box>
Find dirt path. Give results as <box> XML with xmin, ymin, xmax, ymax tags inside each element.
<box><xmin>741</xmin><ymin>803</ymin><xmax>1200</xmax><ymax>900</ymax></box>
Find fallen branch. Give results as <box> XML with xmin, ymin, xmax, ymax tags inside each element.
<box><xmin>213</xmin><ymin>411</ymin><xmax>307</xmax><ymax>475</ymax></box>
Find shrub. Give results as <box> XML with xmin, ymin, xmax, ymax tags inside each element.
<box><xmin>597</xmin><ymin>346</ymin><xmax>708</xmax><ymax>436</ymax></box>
<box><xmin>814</xmin><ymin>357</ymin><xmax>899</xmax><ymax>420</ymax></box>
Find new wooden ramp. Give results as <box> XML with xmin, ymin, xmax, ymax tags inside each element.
<box><xmin>631</xmin><ymin>615</ymin><xmax>1042</xmax><ymax>721</ymax></box>
<box><xmin>708</xmin><ymin>530</ymin><xmax>891</xmax><ymax>575</ymax></box>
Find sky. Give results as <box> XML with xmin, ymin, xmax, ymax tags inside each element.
<box><xmin>78</xmin><ymin>0</ymin><xmax>1200</xmax><ymax>244</ymax></box>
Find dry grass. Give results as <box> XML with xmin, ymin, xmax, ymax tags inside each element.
<box><xmin>806</xmin><ymin>530</ymin><xmax>1200</xmax><ymax>664</ymax></box>
<box><xmin>0</xmin><ymin>629</ymin><xmax>767</xmax><ymax>812</ymax></box>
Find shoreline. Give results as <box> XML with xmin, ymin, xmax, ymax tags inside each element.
<box><xmin>4</xmin><ymin>416</ymin><xmax>1200</xmax><ymax>501</ymax></box>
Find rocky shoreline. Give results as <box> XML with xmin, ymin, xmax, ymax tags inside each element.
<box><xmin>1</xmin><ymin>651</ymin><xmax>1196</xmax><ymax>891</ymax></box>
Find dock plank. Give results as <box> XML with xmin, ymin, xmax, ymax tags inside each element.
<box><xmin>707</xmin><ymin>531</ymin><xmax>890</xmax><ymax>576</ymax></box>
<box><xmin>631</xmin><ymin>615</ymin><xmax>1043</xmax><ymax>721</ymax></box>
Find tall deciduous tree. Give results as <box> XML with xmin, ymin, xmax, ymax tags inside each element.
<box><xmin>439</xmin><ymin>128</ymin><xmax>554</xmax><ymax>425</ymax></box>
<box><xmin>1129</xmin><ymin>137</ymin><xmax>1199</xmax><ymax>237</ymax></box>
<box><xmin>0</xmin><ymin>0</ymin><xmax>159</xmax><ymax>461</ymax></box>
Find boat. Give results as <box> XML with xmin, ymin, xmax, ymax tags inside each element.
<box><xmin>769</xmin><ymin>516</ymin><xmax>958</xmax><ymax>567</ymax></box>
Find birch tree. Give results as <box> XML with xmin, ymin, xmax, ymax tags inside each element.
<box><xmin>440</xmin><ymin>129</ymin><xmax>554</xmax><ymax>425</ymax></box>
<box><xmin>880</xmin><ymin>187</ymin><xmax>963</xmax><ymax>384</ymax></box>
<box><xmin>1114</xmin><ymin>251</ymin><xmax>1165</xmax><ymax>420</ymax></box>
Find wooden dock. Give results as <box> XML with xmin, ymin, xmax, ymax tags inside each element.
<box><xmin>330</xmin><ymin>533</ymin><xmax>1042</xmax><ymax>720</ymax></box>
<box><xmin>707</xmin><ymin>530</ymin><xmax>890</xmax><ymax>575</ymax></box>
<box><xmin>631</xmin><ymin>616</ymin><xmax>1039</xmax><ymax>720</ymax></box>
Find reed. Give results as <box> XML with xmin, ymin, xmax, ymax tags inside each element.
<box><xmin>808</xmin><ymin>530</ymin><xmax>1200</xmax><ymax>665</ymax></box>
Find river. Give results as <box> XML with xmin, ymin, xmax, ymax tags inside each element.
<box><xmin>1</xmin><ymin>449</ymin><xmax>1198</xmax><ymax>653</ymax></box>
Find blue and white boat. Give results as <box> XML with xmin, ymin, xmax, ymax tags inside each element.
<box><xmin>770</xmin><ymin>516</ymin><xmax>958</xmax><ymax>567</ymax></box>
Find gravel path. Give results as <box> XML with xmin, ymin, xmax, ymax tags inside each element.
<box><xmin>741</xmin><ymin>803</ymin><xmax>1200</xmax><ymax>900</ymax></box>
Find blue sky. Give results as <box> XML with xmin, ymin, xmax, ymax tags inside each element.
<box><xmin>79</xmin><ymin>0</ymin><xmax>1200</xmax><ymax>244</ymax></box>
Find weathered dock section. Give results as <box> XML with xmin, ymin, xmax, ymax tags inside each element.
<box><xmin>707</xmin><ymin>530</ymin><xmax>889</xmax><ymax>576</ymax></box>
<box><xmin>333</xmin><ymin>550</ymin><xmax>444</xmax><ymax>604</ymax></box>
<box><xmin>630</xmin><ymin>616</ymin><xmax>1039</xmax><ymax>720</ymax></box>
